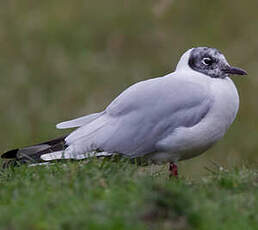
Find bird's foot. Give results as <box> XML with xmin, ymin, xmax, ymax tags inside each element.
<box><xmin>169</xmin><ymin>162</ymin><xmax>178</xmax><ymax>178</ymax></box>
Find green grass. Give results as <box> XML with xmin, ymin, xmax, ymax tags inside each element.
<box><xmin>0</xmin><ymin>160</ymin><xmax>257</xmax><ymax>230</ymax></box>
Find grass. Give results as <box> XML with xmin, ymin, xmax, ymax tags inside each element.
<box><xmin>0</xmin><ymin>159</ymin><xmax>257</xmax><ymax>230</ymax></box>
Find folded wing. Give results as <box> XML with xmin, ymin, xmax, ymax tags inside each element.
<box><xmin>62</xmin><ymin>74</ymin><xmax>212</xmax><ymax>158</ymax></box>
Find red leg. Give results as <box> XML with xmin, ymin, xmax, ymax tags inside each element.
<box><xmin>169</xmin><ymin>162</ymin><xmax>178</xmax><ymax>178</ymax></box>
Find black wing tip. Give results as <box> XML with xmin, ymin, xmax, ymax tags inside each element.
<box><xmin>1</xmin><ymin>149</ymin><xmax>19</xmax><ymax>159</ymax></box>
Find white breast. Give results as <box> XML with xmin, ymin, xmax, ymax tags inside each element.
<box><xmin>149</xmin><ymin>75</ymin><xmax>239</xmax><ymax>163</ymax></box>
<box><xmin>209</xmin><ymin>77</ymin><xmax>239</xmax><ymax>131</ymax></box>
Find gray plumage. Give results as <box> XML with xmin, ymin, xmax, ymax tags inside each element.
<box><xmin>64</xmin><ymin>75</ymin><xmax>211</xmax><ymax>159</ymax></box>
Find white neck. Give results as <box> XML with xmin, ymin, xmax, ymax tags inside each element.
<box><xmin>175</xmin><ymin>49</ymin><xmax>193</xmax><ymax>72</ymax></box>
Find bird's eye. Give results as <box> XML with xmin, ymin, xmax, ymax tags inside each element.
<box><xmin>202</xmin><ymin>57</ymin><xmax>213</xmax><ymax>66</ymax></box>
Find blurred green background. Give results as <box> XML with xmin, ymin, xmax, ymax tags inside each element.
<box><xmin>0</xmin><ymin>0</ymin><xmax>257</xmax><ymax>177</ymax></box>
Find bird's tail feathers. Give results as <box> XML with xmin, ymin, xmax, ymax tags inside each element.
<box><xmin>1</xmin><ymin>135</ymin><xmax>67</xmax><ymax>168</ymax></box>
<box><xmin>1</xmin><ymin>135</ymin><xmax>114</xmax><ymax>168</ymax></box>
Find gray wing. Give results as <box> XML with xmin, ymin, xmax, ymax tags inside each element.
<box><xmin>65</xmin><ymin>74</ymin><xmax>212</xmax><ymax>157</ymax></box>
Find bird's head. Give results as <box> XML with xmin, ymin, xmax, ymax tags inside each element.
<box><xmin>176</xmin><ymin>47</ymin><xmax>247</xmax><ymax>79</ymax></box>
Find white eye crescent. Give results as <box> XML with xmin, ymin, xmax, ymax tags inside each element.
<box><xmin>202</xmin><ymin>57</ymin><xmax>213</xmax><ymax>66</ymax></box>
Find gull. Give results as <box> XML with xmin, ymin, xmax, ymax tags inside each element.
<box><xmin>1</xmin><ymin>47</ymin><xmax>247</xmax><ymax>176</ymax></box>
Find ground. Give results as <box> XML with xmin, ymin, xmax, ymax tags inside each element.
<box><xmin>0</xmin><ymin>159</ymin><xmax>257</xmax><ymax>230</ymax></box>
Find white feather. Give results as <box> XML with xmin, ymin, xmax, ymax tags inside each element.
<box><xmin>56</xmin><ymin>112</ymin><xmax>104</xmax><ymax>129</ymax></box>
<box><xmin>40</xmin><ymin>151</ymin><xmax>64</xmax><ymax>161</ymax></box>
<box><xmin>28</xmin><ymin>162</ymin><xmax>53</xmax><ymax>167</ymax></box>
<box><xmin>40</xmin><ymin>150</ymin><xmax>113</xmax><ymax>161</ymax></box>
<box><xmin>65</xmin><ymin>115</ymin><xmax>109</xmax><ymax>145</ymax></box>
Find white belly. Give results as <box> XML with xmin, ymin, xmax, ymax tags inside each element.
<box><xmin>148</xmin><ymin>77</ymin><xmax>239</xmax><ymax>163</ymax></box>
